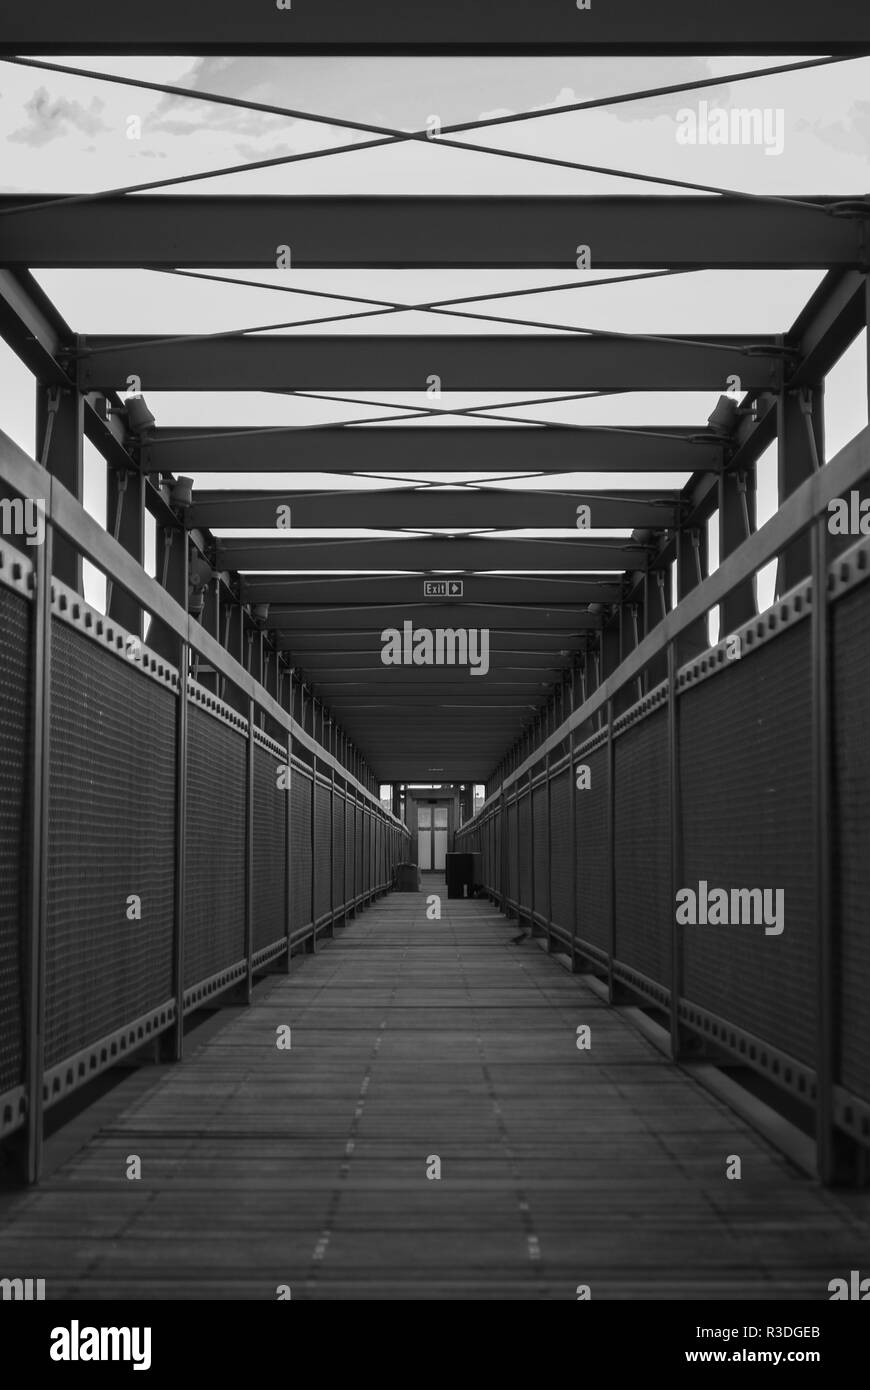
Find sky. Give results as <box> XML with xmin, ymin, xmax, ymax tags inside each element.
<box><xmin>1</xmin><ymin>51</ymin><xmax>868</xmax><ymax>620</ymax></box>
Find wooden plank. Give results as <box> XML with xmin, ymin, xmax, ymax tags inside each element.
<box><xmin>1</xmin><ymin>882</ymin><xmax>869</xmax><ymax>1299</ymax></box>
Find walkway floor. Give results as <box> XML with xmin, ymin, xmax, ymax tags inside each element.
<box><xmin>2</xmin><ymin>884</ymin><xmax>869</xmax><ymax>1299</ymax></box>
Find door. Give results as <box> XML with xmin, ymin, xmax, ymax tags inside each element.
<box><xmin>417</xmin><ymin>805</ymin><xmax>432</xmax><ymax>870</ymax></box>
<box><xmin>433</xmin><ymin>806</ymin><xmax>448</xmax><ymax>871</ymax></box>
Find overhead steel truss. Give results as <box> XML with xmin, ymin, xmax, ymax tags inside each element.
<box><xmin>0</xmin><ymin>39</ymin><xmax>868</xmax><ymax>794</ymax></box>
<box><xmin>2</xmin><ymin>5</ymin><xmax>869</xmax><ymax>56</ymax></box>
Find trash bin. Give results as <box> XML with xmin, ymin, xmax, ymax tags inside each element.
<box><xmin>446</xmin><ymin>852</ymin><xmax>476</xmax><ymax>898</ymax></box>
<box><xmin>395</xmin><ymin>862</ymin><xmax>421</xmax><ymax>891</ymax></box>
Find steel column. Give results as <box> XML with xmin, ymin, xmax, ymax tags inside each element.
<box><xmin>20</xmin><ymin>520</ymin><xmax>52</xmax><ymax>1182</ymax></box>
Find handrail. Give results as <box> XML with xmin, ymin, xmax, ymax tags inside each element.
<box><xmin>473</xmin><ymin>423</ymin><xmax>870</xmax><ymax>812</ymax></box>
<box><xmin>0</xmin><ymin>426</ymin><xmax>406</xmax><ymax>829</ymax></box>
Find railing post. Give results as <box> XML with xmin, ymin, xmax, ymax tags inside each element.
<box><xmin>812</xmin><ymin>516</ymin><xmax>845</xmax><ymax>1182</ymax></box>
<box><xmin>21</xmin><ymin>518</ymin><xmax>52</xmax><ymax>1183</ymax></box>
<box><xmin>667</xmin><ymin>640</ymin><xmax>683</xmax><ymax>1061</ymax></box>
<box><xmin>37</xmin><ymin>384</ymin><xmax>83</xmax><ymax>593</ymax></box>
<box><xmin>328</xmin><ymin>761</ymin><xmax>336</xmax><ymax>936</ymax></box>
<box><xmin>167</xmin><ymin>641</ymin><xmax>188</xmax><ymax>1058</ymax></box>
<box><xmin>285</xmin><ymin>718</ymin><xmax>293</xmax><ymax>973</ymax></box>
<box><xmin>606</xmin><ymin>697</ymin><xmax>616</xmax><ymax>1003</ymax></box>
<box><xmin>309</xmin><ymin>754</ymin><xmax>318</xmax><ymax>953</ymax></box>
<box><xmin>569</xmin><ymin>668</ymin><xmax>579</xmax><ymax>973</ymax></box>
<box><xmin>243</xmin><ymin>697</ymin><xmax>254</xmax><ymax>1003</ymax></box>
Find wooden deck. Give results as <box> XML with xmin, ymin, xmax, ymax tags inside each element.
<box><xmin>2</xmin><ymin>883</ymin><xmax>869</xmax><ymax>1300</ymax></box>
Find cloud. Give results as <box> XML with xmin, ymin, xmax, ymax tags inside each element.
<box><xmin>796</xmin><ymin>101</ymin><xmax>870</xmax><ymax>155</ymax></box>
<box><xmin>9</xmin><ymin>85</ymin><xmax>112</xmax><ymax>147</ymax></box>
<box><xmin>149</xmin><ymin>54</ymin><xmax>727</xmax><ymax>136</ymax></box>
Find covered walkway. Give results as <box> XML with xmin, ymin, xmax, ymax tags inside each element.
<box><xmin>2</xmin><ymin>883</ymin><xmax>867</xmax><ymax>1300</ymax></box>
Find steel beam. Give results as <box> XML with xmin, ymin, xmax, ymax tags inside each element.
<box><xmin>215</xmin><ymin>536</ymin><xmax>648</xmax><ymax>571</ymax></box>
<box><xmin>263</xmin><ymin>606</ymin><xmax>602</xmax><ymax>633</ymax></box>
<box><xmin>144</xmin><ymin>425</ymin><xmax>722</xmax><ymax>476</ymax></box>
<box><xmin>2</xmin><ymin>1</ymin><xmax>868</xmax><ymax>52</ymax></box>
<box><xmin>287</xmin><ymin>651</ymin><xmax>570</xmax><ymax>671</ymax></box>
<box><xmin>245</xmin><ymin>576</ymin><xmax>623</xmax><ymax>607</ymax></box>
<box><xmin>75</xmin><ymin>333</ymin><xmax>784</xmax><ymax>393</ymax></box>
<box><xmin>1</xmin><ymin>196</ymin><xmax>861</xmax><ymax>269</ymax></box>
<box><xmin>189</xmin><ymin>488</ymin><xmax>681</xmax><ymax>531</ymax></box>
<box><xmin>280</xmin><ymin>631</ymin><xmax>589</xmax><ymax>655</ymax></box>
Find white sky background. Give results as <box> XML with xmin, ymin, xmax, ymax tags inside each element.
<box><xmin>0</xmin><ymin>52</ymin><xmax>868</xmax><ymax>617</ymax></box>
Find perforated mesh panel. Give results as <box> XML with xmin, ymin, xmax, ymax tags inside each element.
<box><xmin>0</xmin><ymin>588</ymin><xmax>30</xmax><ymax>1092</ymax></box>
<box><xmin>314</xmin><ymin>780</ymin><xmax>331</xmax><ymax>919</ymax></box>
<box><xmin>333</xmin><ymin>794</ymin><xmax>345</xmax><ymax>910</ymax></box>
<box><xmin>46</xmin><ymin>623</ymin><xmax>175</xmax><ymax>1064</ymax></box>
<box><xmin>507</xmin><ymin>800</ymin><xmax>518</xmax><ymax>901</ymax></box>
<box><xmin>679</xmin><ymin>624</ymin><xmax>814</xmax><ymax>1064</ymax></box>
<box><xmin>345</xmin><ymin>795</ymin><xmax>354</xmax><ymax>904</ymax></box>
<box><xmin>831</xmin><ymin>581</ymin><xmax>870</xmax><ymax>1101</ymax></box>
<box><xmin>532</xmin><ymin>783</ymin><xmax>549</xmax><ymax>918</ymax></box>
<box><xmin>291</xmin><ymin>771</ymin><xmax>312</xmax><ymax>930</ymax></box>
<box><xmin>184</xmin><ymin>702</ymin><xmax>246</xmax><ymax>989</ymax></box>
<box><xmin>518</xmin><ymin>792</ymin><xmax>531</xmax><ymax>908</ymax></box>
<box><xmin>576</xmin><ymin>743</ymin><xmax>609</xmax><ymax>948</ymax></box>
<box><xmin>252</xmin><ymin>744</ymin><xmax>286</xmax><ymax>953</ymax></box>
<box><xmin>549</xmin><ymin>769</ymin><xmax>573</xmax><ymax>933</ymax></box>
<box><xmin>614</xmin><ymin>708</ymin><xmax>670</xmax><ymax>987</ymax></box>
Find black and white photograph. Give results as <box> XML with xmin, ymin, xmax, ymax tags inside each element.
<box><xmin>0</xmin><ymin>0</ymin><xmax>869</xmax><ymax>1364</ymax></box>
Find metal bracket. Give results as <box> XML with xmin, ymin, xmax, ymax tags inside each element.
<box><xmin>38</xmin><ymin>386</ymin><xmax>62</xmax><ymax>469</ymax></box>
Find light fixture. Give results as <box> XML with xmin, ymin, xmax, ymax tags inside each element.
<box><xmin>631</xmin><ymin>528</ymin><xmax>653</xmax><ymax>544</ymax></box>
<box><xmin>171</xmin><ymin>476</ymin><xmax>194</xmax><ymax>511</ymax></box>
<box><xmin>252</xmin><ymin>603</ymin><xmax>270</xmax><ymax>622</ymax></box>
<box><xmin>125</xmin><ymin>396</ymin><xmax>156</xmax><ymax>435</ymax></box>
<box><xmin>706</xmin><ymin>395</ymin><xmax>740</xmax><ymax>437</ymax></box>
<box><xmin>188</xmin><ymin>555</ymin><xmax>213</xmax><ymax>616</ymax></box>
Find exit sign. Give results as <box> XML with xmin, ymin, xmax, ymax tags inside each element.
<box><xmin>423</xmin><ymin>580</ymin><xmax>464</xmax><ymax>598</ymax></box>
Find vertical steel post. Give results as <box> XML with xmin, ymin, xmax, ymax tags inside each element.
<box><xmin>667</xmin><ymin>640</ymin><xmax>683</xmax><ymax>1061</ymax></box>
<box><xmin>243</xmin><ymin>697</ymin><xmax>254</xmax><ymax>1003</ymax></box>
<box><xmin>167</xmin><ymin>639</ymin><xmax>188</xmax><ymax>1058</ymax></box>
<box><xmin>285</xmin><ymin>699</ymin><xmax>293</xmax><ymax>973</ymax></box>
<box><xmin>36</xmin><ymin>385</ymin><xmax>83</xmax><ymax>593</ymax></box>
<box><xmin>569</xmin><ymin>666</ymin><xmax>579</xmax><ymax>973</ymax></box>
<box><xmin>606</xmin><ymin>697</ymin><xmax>616</xmax><ymax>1002</ymax></box>
<box><xmin>310</xmin><ymin>757</ymin><xmax>318</xmax><ymax>953</ymax></box>
<box><xmin>812</xmin><ymin>516</ymin><xmax>842</xmax><ymax>1182</ymax></box>
<box><xmin>22</xmin><ymin>520</ymin><xmax>52</xmax><ymax>1183</ymax></box>
<box><xmin>328</xmin><ymin>762</ymin><xmax>336</xmax><ymax>936</ymax></box>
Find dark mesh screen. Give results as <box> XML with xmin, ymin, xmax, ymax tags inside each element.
<box><xmin>252</xmin><ymin>743</ymin><xmax>286</xmax><ymax>953</ymax></box>
<box><xmin>549</xmin><ymin>769</ymin><xmax>573</xmax><ymax>933</ymax></box>
<box><xmin>333</xmin><ymin>793</ymin><xmax>345</xmax><ymax>910</ymax></box>
<box><xmin>345</xmin><ymin>795</ymin><xmax>354</xmax><ymax>904</ymax></box>
<box><xmin>679</xmin><ymin>624</ymin><xmax>814</xmax><ymax>1063</ymax></box>
<box><xmin>831</xmin><ymin>582</ymin><xmax>870</xmax><ymax>1101</ymax></box>
<box><xmin>291</xmin><ymin>771</ymin><xmax>312</xmax><ymax>930</ymax></box>
<box><xmin>614</xmin><ymin>708</ymin><xmax>670</xmax><ymax>987</ymax></box>
<box><xmin>0</xmin><ymin>588</ymin><xmax>30</xmax><ymax>1092</ymax></box>
<box><xmin>532</xmin><ymin>783</ymin><xmax>549</xmax><ymax>918</ymax></box>
<box><xmin>575</xmin><ymin>743</ymin><xmax>609</xmax><ymax>949</ymax></box>
<box><xmin>518</xmin><ymin>791</ymin><xmax>531</xmax><ymax>909</ymax></box>
<box><xmin>184</xmin><ymin>702</ymin><xmax>246</xmax><ymax>989</ymax></box>
<box><xmin>314</xmin><ymin>780</ymin><xmax>331</xmax><ymax>919</ymax></box>
<box><xmin>507</xmin><ymin>800</ymin><xmax>518</xmax><ymax>902</ymax></box>
<box><xmin>46</xmin><ymin>623</ymin><xmax>175</xmax><ymax>1064</ymax></box>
